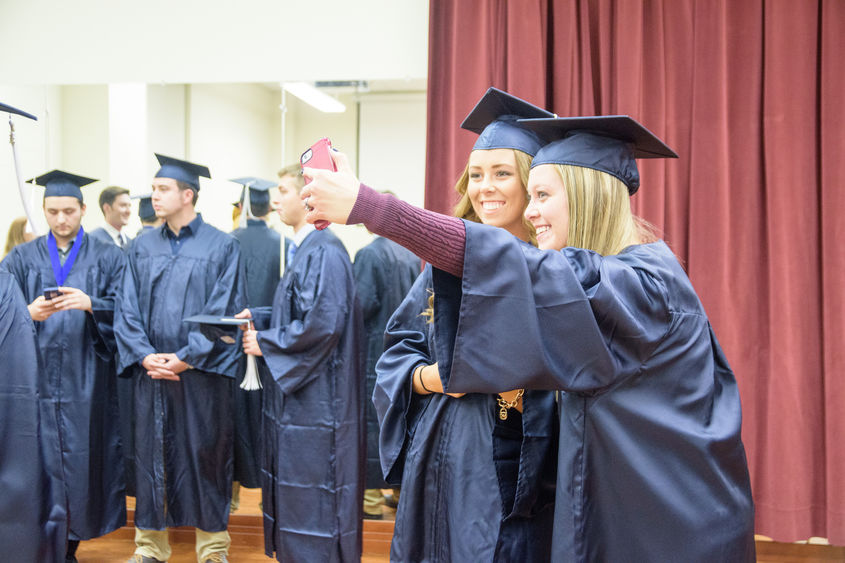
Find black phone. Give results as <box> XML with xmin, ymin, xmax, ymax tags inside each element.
<box><xmin>43</xmin><ymin>286</ymin><xmax>62</xmax><ymax>300</ymax></box>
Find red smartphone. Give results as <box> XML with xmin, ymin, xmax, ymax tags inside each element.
<box><xmin>300</xmin><ymin>137</ymin><xmax>336</xmax><ymax>230</ymax></box>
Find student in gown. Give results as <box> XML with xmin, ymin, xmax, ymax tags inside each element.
<box><xmin>353</xmin><ymin>200</ymin><xmax>420</xmax><ymax>521</ymax></box>
<box><xmin>229</xmin><ymin>176</ymin><xmax>284</xmax><ymax>506</ymax></box>
<box><xmin>0</xmin><ymin>170</ymin><xmax>127</xmax><ymax>563</ymax></box>
<box><xmin>374</xmin><ymin>88</ymin><xmax>557</xmax><ymax>561</ymax></box>
<box><xmin>132</xmin><ymin>193</ymin><xmax>164</xmax><ymax>235</ymax></box>
<box><xmin>0</xmin><ymin>270</ymin><xmax>68</xmax><ymax>563</ymax></box>
<box><xmin>237</xmin><ymin>166</ymin><xmax>365</xmax><ymax>563</ymax></box>
<box><xmin>89</xmin><ymin>185</ymin><xmax>132</xmax><ymax>248</ymax></box>
<box><xmin>300</xmin><ymin>115</ymin><xmax>756</xmax><ymax>562</ymax></box>
<box><xmin>115</xmin><ymin>154</ymin><xmax>244</xmax><ymax>563</ymax></box>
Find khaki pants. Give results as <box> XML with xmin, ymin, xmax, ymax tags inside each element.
<box><xmin>363</xmin><ymin>488</ymin><xmax>385</xmax><ymax>516</ymax></box>
<box><xmin>135</xmin><ymin>527</ymin><xmax>230</xmax><ymax>562</ymax></box>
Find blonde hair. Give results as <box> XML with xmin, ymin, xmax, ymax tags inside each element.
<box><xmin>4</xmin><ymin>217</ymin><xmax>30</xmax><ymax>256</ymax></box>
<box><xmin>556</xmin><ymin>164</ymin><xmax>657</xmax><ymax>256</ymax></box>
<box><xmin>423</xmin><ymin>149</ymin><xmax>537</xmax><ymax>321</ymax></box>
<box><xmin>278</xmin><ymin>164</ymin><xmax>306</xmax><ymax>192</ymax></box>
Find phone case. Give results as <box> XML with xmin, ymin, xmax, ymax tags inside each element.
<box><xmin>301</xmin><ymin>138</ymin><xmax>336</xmax><ymax>230</ymax></box>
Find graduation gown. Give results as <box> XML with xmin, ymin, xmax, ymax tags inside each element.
<box><xmin>0</xmin><ymin>272</ymin><xmax>68</xmax><ymax>563</ymax></box>
<box><xmin>231</xmin><ymin>219</ymin><xmax>284</xmax><ymax>488</ymax></box>
<box><xmin>0</xmin><ymin>234</ymin><xmax>126</xmax><ymax>541</ymax></box>
<box><xmin>353</xmin><ymin>236</ymin><xmax>420</xmax><ymax>490</ymax></box>
<box><xmin>115</xmin><ymin>217</ymin><xmax>244</xmax><ymax>531</ymax></box>
<box><xmin>431</xmin><ymin>221</ymin><xmax>756</xmax><ymax>562</ymax></box>
<box><xmin>254</xmin><ymin>228</ymin><xmax>365</xmax><ymax>563</ymax></box>
<box><xmin>375</xmin><ymin>266</ymin><xmax>556</xmax><ymax>562</ymax></box>
<box><xmin>88</xmin><ymin>226</ymin><xmax>116</xmax><ymax>246</ymax></box>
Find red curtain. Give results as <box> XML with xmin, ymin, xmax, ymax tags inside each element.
<box><xmin>425</xmin><ymin>0</ymin><xmax>845</xmax><ymax>544</ymax></box>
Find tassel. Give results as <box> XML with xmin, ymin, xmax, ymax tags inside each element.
<box><xmin>240</xmin><ymin>353</ymin><xmax>262</xmax><ymax>390</ymax></box>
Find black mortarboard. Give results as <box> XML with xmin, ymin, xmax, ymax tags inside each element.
<box><xmin>460</xmin><ymin>87</ymin><xmax>554</xmax><ymax>156</ymax></box>
<box><xmin>30</xmin><ymin>170</ymin><xmax>98</xmax><ymax>200</ymax></box>
<box><xmin>231</xmin><ymin>177</ymin><xmax>276</xmax><ymax>209</ymax></box>
<box><xmin>154</xmin><ymin>154</ymin><xmax>211</xmax><ymax>190</ymax></box>
<box><xmin>183</xmin><ymin>314</ymin><xmax>244</xmax><ymax>344</ymax></box>
<box><xmin>0</xmin><ymin>101</ymin><xmax>37</xmax><ymax>121</ymax></box>
<box><xmin>131</xmin><ymin>192</ymin><xmax>155</xmax><ymax>221</ymax></box>
<box><xmin>518</xmin><ymin>115</ymin><xmax>677</xmax><ymax>195</ymax></box>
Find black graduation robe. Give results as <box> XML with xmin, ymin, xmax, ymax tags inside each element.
<box><xmin>431</xmin><ymin>221</ymin><xmax>756</xmax><ymax>562</ymax></box>
<box><xmin>0</xmin><ymin>234</ymin><xmax>126</xmax><ymax>541</ymax></box>
<box><xmin>230</xmin><ymin>219</ymin><xmax>285</xmax><ymax>488</ymax></box>
<box><xmin>353</xmin><ymin>236</ymin><xmax>420</xmax><ymax>490</ymax></box>
<box><xmin>254</xmin><ymin>228</ymin><xmax>365</xmax><ymax>563</ymax></box>
<box><xmin>0</xmin><ymin>271</ymin><xmax>68</xmax><ymax>563</ymax></box>
<box><xmin>115</xmin><ymin>216</ymin><xmax>244</xmax><ymax>532</ymax></box>
<box><xmin>375</xmin><ymin>265</ymin><xmax>556</xmax><ymax>562</ymax></box>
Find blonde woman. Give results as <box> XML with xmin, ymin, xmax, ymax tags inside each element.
<box><xmin>302</xmin><ymin>115</ymin><xmax>755</xmax><ymax>562</ymax></box>
<box><xmin>374</xmin><ymin>89</ymin><xmax>557</xmax><ymax>562</ymax></box>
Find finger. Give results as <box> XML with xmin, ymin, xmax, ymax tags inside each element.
<box><xmin>301</xmin><ymin>167</ymin><xmax>322</xmax><ymax>185</ymax></box>
<box><xmin>234</xmin><ymin>309</ymin><xmax>252</xmax><ymax>319</ymax></box>
<box><xmin>330</xmin><ymin>150</ymin><xmax>351</xmax><ymax>173</ymax></box>
<box><xmin>304</xmin><ymin>207</ymin><xmax>326</xmax><ymax>225</ymax></box>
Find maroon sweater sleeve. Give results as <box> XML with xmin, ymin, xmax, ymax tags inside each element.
<box><xmin>347</xmin><ymin>183</ymin><xmax>465</xmax><ymax>278</ymax></box>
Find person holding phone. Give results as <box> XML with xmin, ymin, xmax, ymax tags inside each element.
<box><xmin>372</xmin><ymin>88</ymin><xmax>557</xmax><ymax>561</ymax></box>
<box><xmin>0</xmin><ymin>170</ymin><xmax>127</xmax><ymax>563</ymax></box>
<box><xmin>115</xmin><ymin>154</ymin><xmax>244</xmax><ymax>563</ymax></box>
<box><xmin>236</xmin><ymin>163</ymin><xmax>365</xmax><ymax>563</ymax></box>
<box><xmin>300</xmin><ymin>115</ymin><xmax>755</xmax><ymax>562</ymax></box>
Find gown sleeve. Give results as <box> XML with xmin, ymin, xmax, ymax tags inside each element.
<box><xmin>373</xmin><ymin>267</ymin><xmax>433</xmax><ymax>484</ymax></box>
<box><xmin>353</xmin><ymin>245</ymin><xmax>382</xmax><ymax>323</ymax></box>
<box><xmin>114</xmin><ymin>245</ymin><xmax>158</xmax><ymax>375</ymax></box>
<box><xmin>432</xmin><ymin>221</ymin><xmax>672</xmax><ymax>394</ymax></box>
<box><xmin>255</xmin><ymin>245</ymin><xmax>352</xmax><ymax>395</ymax></box>
<box><xmin>174</xmin><ymin>238</ymin><xmax>245</xmax><ymax>375</ymax></box>
<box><xmin>85</xmin><ymin>245</ymin><xmax>125</xmax><ymax>359</ymax></box>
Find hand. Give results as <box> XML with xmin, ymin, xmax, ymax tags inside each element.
<box><xmin>142</xmin><ymin>353</ymin><xmax>180</xmax><ymax>381</ymax></box>
<box><xmin>301</xmin><ymin>150</ymin><xmax>361</xmax><ymax>225</ymax></box>
<box><xmin>28</xmin><ymin>295</ymin><xmax>58</xmax><ymax>321</ymax></box>
<box><xmin>51</xmin><ymin>286</ymin><xmax>92</xmax><ymax>312</ymax></box>
<box><xmin>242</xmin><ymin>329</ymin><xmax>263</xmax><ymax>357</ymax></box>
<box><xmin>234</xmin><ymin>308</ymin><xmax>253</xmax><ymax>331</ymax></box>
<box><xmin>159</xmin><ymin>353</ymin><xmax>191</xmax><ymax>375</ymax></box>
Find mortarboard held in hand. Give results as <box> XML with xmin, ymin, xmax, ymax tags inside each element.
<box><xmin>461</xmin><ymin>87</ymin><xmax>555</xmax><ymax>156</ymax></box>
<box><xmin>517</xmin><ymin>115</ymin><xmax>677</xmax><ymax>195</ymax></box>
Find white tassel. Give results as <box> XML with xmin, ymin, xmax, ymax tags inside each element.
<box><xmin>240</xmin><ymin>353</ymin><xmax>262</xmax><ymax>390</ymax></box>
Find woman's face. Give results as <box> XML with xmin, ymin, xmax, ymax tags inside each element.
<box><xmin>466</xmin><ymin>149</ymin><xmax>528</xmax><ymax>239</ymax></box>
<box><xmin>525</xmin><ymin>164</ymin><xmax>569</xmax><ymax>251</ymax></box>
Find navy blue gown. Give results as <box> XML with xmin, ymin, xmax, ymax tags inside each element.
<box><xmin>231</xmin><ymin>219</ymin><xmax>285</xmax><ymax>488</ymax></box>
<box><xmin>254</xmin><ymin>228</ymin><xmax>365</xmax><ymax>562</ymax></box>
<box><xmin>431</xmin><ymin>221</ymin><xmax>756</xmax><ymax>562</ymax></box>
<box><xmin>353</xmin><ymin>236</ymin><xmax>420</xmax><ymax>490</ymax></box>
<box><xmin>0</xmin><ymin>234</ymin><xmax>127</xmax><ymax>541</ymax></box>
<box><xmin>376</xmin><ymin>265</ymin><xmax>557</xmax><ymax>562</ymax></box>
<box><xmin>0</xmin><ymin>271</ymin><xmax>68</xmax><ymax>563</ymax></box>
<box><xmin>115</xmin><ymin>216</ymin><xmax>244</xmax><ymax>532</ymax></box>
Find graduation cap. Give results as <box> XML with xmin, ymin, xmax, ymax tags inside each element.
<box><xmin>0</xmin><ymin>101</ymin><xmax>37</xmax><ymax>121</ymax></box>
<box><xmin>29</xmin><ymin>170</ymin><xmax>98</xmax><ymax>200</ymax></box>
<box><xmin>460</xmin><ymin>87</ymin><xmax>554</xmax><ymax>156</ymax></box>
<box><xmin>183</xmin><ymin>314</ymin><xmax>244</xmax><ymax>344</ymax></box>
<box><xmin>518</xmin><ymin>115</ymin><xmax>678</xmax><ymax>195</ymax></box>
<box><xmin>154</xmin><ymin>154</ymin><xmax>211</xmax><ymax>189</ymax></box>
<box><xmin>231</xmin><ymin>177</ymin><xmax>276</xmax><ymax>209</ymax></box>
<box><xmin>131</xmin><ymin>192</ymin><xmax>155</xmax><ymax>221</ymax></box>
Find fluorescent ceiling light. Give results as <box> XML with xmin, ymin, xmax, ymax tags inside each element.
<box><xmin>282</xmin><ymin>82</ymin><xmax>346</xmax><ymax>113</ymax></box>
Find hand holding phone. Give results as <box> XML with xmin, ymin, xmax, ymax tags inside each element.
<box><xmin>301</xmin><ymin>137</ymin><xmax>336</xmax><ymax>230</ymax></box>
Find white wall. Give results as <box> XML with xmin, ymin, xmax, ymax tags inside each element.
<box><xmin>0</xmin><ymin>0</ymin><xmax>429</xmax><ymax>85</ymax></box>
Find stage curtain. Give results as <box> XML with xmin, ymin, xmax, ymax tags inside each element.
<box><xmin>425</xmin><ymin>0</ymin><xmax>845</xmax><ymax>543</ymax></box>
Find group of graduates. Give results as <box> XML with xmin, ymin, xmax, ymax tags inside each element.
<box><xmin>1</xmin><ymin>85</ymin><xmax>758</xmax><ymax>563</ymax></box>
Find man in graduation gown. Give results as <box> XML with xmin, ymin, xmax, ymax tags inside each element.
<box><xmin>0</xmin><ymin>170</ymin><xmax>127</xmax><ymax>563</ymax></box>
<box><xmin>115</xmin><ymin>154</ymin><xmax>244</xmax><ymax>563</ymax></box>
<box><xmin>0</xmin><ymin>271</ymin><xmax>68</xmax><ymax>563</ymax></box>
<box><xmin>352</xmin><ymin>228</ymin><xmax>420</xmax><ymax>519</ymax></box>
<box><xmin>89</xmin><ymin>185</ymin><xmax>132</xmax><ymax>248</ymax></box>
<box><xmin>229</xmin><ymin>176</ymin><xmax>286</xmax><ymax>500</ymax></box>
<box><xmin>240</xmin><ymin>167</ymin><xmax>365</xmax><ymax>563</ymax></box>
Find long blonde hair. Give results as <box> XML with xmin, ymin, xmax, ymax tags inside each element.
<box><xmin>557</xmin><ymin>164</ymin><xmax>657</xmax><ymax>256</ymax></box>
<box><xmin>4</xmin><ymin>217</ymin><xmax>31</xmax><ymax>256</ymax></box>
<box><xmin>422</xmin><ymin>149</ymin><xmax>537</xmax><ymax>321</ymax></box>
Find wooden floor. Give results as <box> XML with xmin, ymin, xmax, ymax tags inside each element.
<box><xmin>76</xmin><ymin>489</ymin><xmax>845</xmax><ymax>562</ymax></box>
